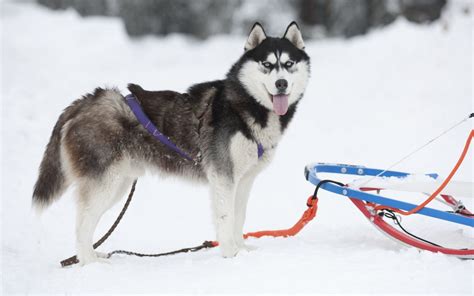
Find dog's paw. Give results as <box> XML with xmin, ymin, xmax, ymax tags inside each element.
<box><xmin>220</xmin><ymin>244</ymin><xmax>239</xmax><ymax>258</ymax></box>
<box><xmin>78</xmin><ymin>257</ymin><xmax>110</xmax><ymax>266</ymax></box>
<box><xmin>77</xmin><ymin>252</ymin><xmax>110</xmax><ymax>266</ymax></box>
<box><xmin>95</xmin><ymin>251</ymin><xmax>110</xmax><ymax>259</ymax></box>
<box><xmin>235</xmin><ymin>238</ymin><xmax>258</xmax><ymax>252</ymax></box>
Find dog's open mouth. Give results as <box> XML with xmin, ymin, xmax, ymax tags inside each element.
<box><xmin>271</xmin><ymin>94</ymin><xmax>289</xmax><ymax>116</ymax></box>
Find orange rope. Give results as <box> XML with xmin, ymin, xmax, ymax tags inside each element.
<box><xmin>373</xmin><ymin>130</ymin><xmax>473</xmax><ymax>216</ymax></box>
<box><xmin>243</xmin><ymin>197</ymin><xmax>319</xmax><ymax>239</ymax></box>
<box><xmin>211</xmin><ymin>196</ymin><xmax>318</xmax><ymax>247</ymax></box>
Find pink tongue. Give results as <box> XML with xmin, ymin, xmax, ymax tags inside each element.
<box><xmin>272</xmin><ymin>94</ymin><xmax>289</xmax><ymax>115</ymax></box>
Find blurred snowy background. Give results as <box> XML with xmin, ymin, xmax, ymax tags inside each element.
<box><xmin>1</xmin><ymin>0</ymin><xmax>473</xmax><ymax>295</ymax></box>
<box><xmin>36</xmin><ymin>0</ymin><xmax>452</xmax><ymax>38</ymax></box>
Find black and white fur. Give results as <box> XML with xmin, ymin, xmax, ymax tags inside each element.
<box><xmin>33</xmin><ymin>22</ymin><xmax>310</xmax><ymax>265</ymax></box>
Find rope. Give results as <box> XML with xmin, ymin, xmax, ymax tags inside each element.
<box><xmin>107</xmin><ymin>241</ymin><xmax>218</xmax><ymax>259</ymax></box>
<box><xmin>312</xmin><ymin>180</ymin><xmax>345</xmax><ymax>202</ymax></box>
<box><xmin>373</xmin><ymin>129</ymin><xmax>473</xmax><ymax>215</ymax></box>
<box><xmin>242</xmin><ymin>180</ymin><xmax>343</xmax><ymax>239</ymax></box>
<box><xmin>243</xmin><ymin>196</ymin><xmax>318</xmax><ymax>239</ymax></box>
<box><xmin>358</xmin><ymin>113</ymin><xmax>472</xmax><ymax>188</ymax></box>
<box><xmin>379</xmin><ymin>209</ymin><xmax>443</xmax><ymax>247</ymax></box>
<box><xmin>60</xmin><ymin>180</ymin><xmax>323</xmax><ymax>266</ymax></box>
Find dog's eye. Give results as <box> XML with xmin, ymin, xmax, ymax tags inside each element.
<box><xmin>284</xmin><ymin>61</ymin><xmax>294</xmax><ymax>68</ymax></box>
<box><xmin>262</xmin><ymin>62</ymin><xmax>272</xmax><ymax>68</ymax></box>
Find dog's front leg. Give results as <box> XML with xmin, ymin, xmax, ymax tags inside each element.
<box><xmin>209</xmin><ymin>175</ymin><xmax>239</xmax><ymax>258</ymax></box>
<box><xmin>234</xmin><ymin>171</ymin><xmax>257</xmax><ymax>250</ymax></box>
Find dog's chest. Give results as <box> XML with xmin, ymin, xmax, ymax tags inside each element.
<box><xmin>248</xmin><ymin>112</ymin><xmax>282</xmax><ymax>149</ymax></box>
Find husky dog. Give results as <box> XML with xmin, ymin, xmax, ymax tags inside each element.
<box><xmin>33</xmin><ymin>22</ymin><xmax>310</xmax><ymax>265</ymax></box>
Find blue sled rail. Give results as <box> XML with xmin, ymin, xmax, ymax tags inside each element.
<box><xmin>304</xmin><ymin>163</ymin><xmax>473</xmax><ymax>227</ymax></box>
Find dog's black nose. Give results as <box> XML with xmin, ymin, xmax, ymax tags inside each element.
<box><xmin>275</xmin><ymin>79</ymin><xmax>288</xmax><ymax>92</ymax></box>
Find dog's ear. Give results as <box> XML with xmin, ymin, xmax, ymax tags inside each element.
<box><xmin>245</xmin><ymin>22</ymin><xmax>267</xmax><ymax>51</ymax></box>
<box><xmin>283</xmin><ymin>21</ymin><xmax>305</xmax><ymax>50</ymax></box>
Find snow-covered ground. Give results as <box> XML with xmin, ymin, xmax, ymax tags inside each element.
<box><xmin>1</xmin><ymin>1</ymin><xmax>473</xmax><ymax>294</ymax></box>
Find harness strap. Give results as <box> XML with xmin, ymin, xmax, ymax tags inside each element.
<box><xmin>257</xmin><ymin>143</ymin><xmax>264</xmax><ymax>158</ymax></box>
<box><xmin>125</xmin><ymin>94</ymin><xmax>196</xmax><ymax>162</ymax></box>
<box><xmin>125</xmin><ymin>94</ymin><xmax>265</xmax><ymax>161</ymax></box>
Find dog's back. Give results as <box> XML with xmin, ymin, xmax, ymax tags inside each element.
<box><xmin>32</xmin><ymin>84</ymin><xmax>213</xmax><ymax>210</ymax></box>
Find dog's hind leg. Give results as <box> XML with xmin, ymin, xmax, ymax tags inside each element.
<box><xmin>75</xmin><ymin>175</ymin><xmax>134</xmax><ymax>265</ymax></box>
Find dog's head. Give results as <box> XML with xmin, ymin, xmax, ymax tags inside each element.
<box><xmin>232</xmin><ymin>22</ymin><xmax>310</xmax><ymax>116</ymax></box>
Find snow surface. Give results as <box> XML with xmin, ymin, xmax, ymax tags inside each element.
<box><xmin>1</xmin><ymin>1</ymin><xmax>473</xmax><ymax>295</ymax></box>
<box><xmin>348</xmin><ymin>174</ymin><xmax>473</xmax><ymax>198</ymax></box>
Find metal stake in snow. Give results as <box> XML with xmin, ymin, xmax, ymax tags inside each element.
<box><xmin>357</xmin><ymin>113</ymin><xmax>473</xmax><ymax>188</ymax></box>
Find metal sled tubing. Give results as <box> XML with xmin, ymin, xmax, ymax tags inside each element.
<box><xmin>349</xmin><ymin>197</ymin><xmax>474</xmax><ymax>258</ymax></box>
<box><xmin>305</xmin><ymin>163</ymin><xmax>474</xmax><ymax>227</ymax></box>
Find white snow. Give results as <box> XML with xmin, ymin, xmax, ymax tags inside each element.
<box><xmin>348</xmin><ymin>174</ymin><xmax>473</xmax><ymax>198</ymax></box>
<box><xmin>1</xmin><ymin>1</ymin><xmax>473</xmax><ymax>295</ymax></box>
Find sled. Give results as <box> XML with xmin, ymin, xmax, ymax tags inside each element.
<box><xmin>304</xmin><ymin>130</ymin><xmax>473</xmax><ymax>259</ymax></box>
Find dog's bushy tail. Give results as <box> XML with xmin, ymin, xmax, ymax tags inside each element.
<box><xmin>32</xmin><ymin>98</ymin><xmax>84</xmax><ymax>211</ymax></box>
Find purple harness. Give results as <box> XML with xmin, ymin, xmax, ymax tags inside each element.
<box><xmin>125</xmin><ymin>94</ymin><xmax>264</xmax><ymax>162</ymax></box>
